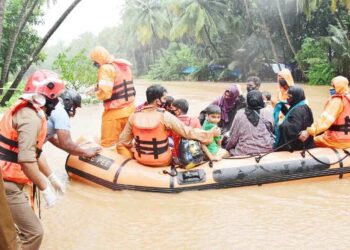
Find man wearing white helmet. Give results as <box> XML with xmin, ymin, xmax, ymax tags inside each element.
<box><xmin>0</xmin><ymin>69</ymin><xmax>64</xmax><ymax>249</ymax></box>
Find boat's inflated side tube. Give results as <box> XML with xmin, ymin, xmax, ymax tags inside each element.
<box><xmin>212</xmin><ymin>157</ymin><xmax>330</xmax><ymax>183</ymax></box>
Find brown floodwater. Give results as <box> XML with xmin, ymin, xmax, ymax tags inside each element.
<box><xmin>41</xmin><ymin>80</ymin><xmax>350</xmax><ymax>250</ymax></box>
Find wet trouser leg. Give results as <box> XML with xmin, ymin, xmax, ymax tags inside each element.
<box><xmin>4</xmin><ymin>181</ymin><xmax>43</xmax><ymax>250</ymax></box>
<box><xmin>101</xmin><ymin>109</ymin><xmax>128</xmax><ymax>147</ymax></box>
<box><xmin>0</xmin><ymin>174</ymin><xmax>17</xmax><ymax>250</ymax></box>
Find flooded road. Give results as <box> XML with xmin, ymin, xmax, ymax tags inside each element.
<box><xmin>41</xmin><ymin>80</ymin><xmax>350</xmax><ymax>249</ymax></box>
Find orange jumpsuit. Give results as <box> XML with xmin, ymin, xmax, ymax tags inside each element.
<box><xmin>307</xmin><ymin>76</ymin><xmax>350</xmax><ymax>148</ymax></box>
<box><xmin>90</xmin><ymin>47</ymin><xmax>135</xmax><ymax>147</ymax></box>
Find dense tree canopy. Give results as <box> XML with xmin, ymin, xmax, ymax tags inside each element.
<box><xmin>39</xmin><ymin>0</ymin><xmax>350</xmax><ymax>85</ymax></box>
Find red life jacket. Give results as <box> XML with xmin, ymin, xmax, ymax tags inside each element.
<box><xmin>103</xmin><ymin>61</ymin><xmax>135</xmax><ymax>110</ymax></box>
<box><xmin>0</xmin><ymin>100</ymin><xmax>47</xmax><ymax>185</ymax></box>
<box><xmin>131</xmin><ymin>108</ymin><xmax>171</xmax><ymax>167</ymax></box>
<box><xmin>326</xmin><ymin>94</ymin><xmax>350</xmax><ymax>143</ymax></box>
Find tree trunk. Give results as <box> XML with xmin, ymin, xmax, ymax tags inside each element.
<box><xmin>243</xmin><ymin>0</ymin><xmax>274</xmax><ymax>74</ymax></box>
<box><xmin>256</xmin><ymin>4</ymin><xmax>281</xmax><ymax>71</ymax></box>
<box><xmin>276</xmin><ymin>0</ymin><xmax>297</xmax><ymax>56</ymax></box>
<box><xmin>0</xmin><ymin>0</ymin><xmax>40</xmax><ymax>94</ymax></box>
<box><xmin>203</xmin><ymin>25</ymin><xmax>221</xmax><ymax>58</ymax></box>
<box><xmin>0</xmin><ymin>0</ymin><xmax>5</xmax><ymax>44</ymax></box>
<box><xmin>276</xmin><ymin>0</ymin><xmax>307</xmax><ymax>79</ymax></box>
<box><xmin>0</xmin><ymin>0</ymin><xmax>83</xmax><ymax>106</ymax></box>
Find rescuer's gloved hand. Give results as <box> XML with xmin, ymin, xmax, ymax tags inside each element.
<box><xmin>42</xmin><ymin>186</ymin><xmax>57</xmax><ymax>208</ymax></box>
<box><xmin>48</xmin><ymin>173</ymin><xmax>65</xmax><ymax>195</ymax></box>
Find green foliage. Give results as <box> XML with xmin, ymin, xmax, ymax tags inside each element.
<box><xmin>0</xmin><ymin>81</ymin><xmax>25</xmax><ymax>112</ymax></box>
<box><xmin>170</xmin><ymin>0</ymin><xmax>227</xmax><ymax>42</ymax></box>
<box><xmin>147</xmin><ymin>43</ymin><xmax>208</xmax><ymax>81</ymax></box>
<box><xmin>325</xmin><ymin>25</ymin><xmax>350</xmax><ymax>79</ymax></box>
<box><xmin>296</xmin><ymin>38</ymin><xmax>335</xmax><ymax>84</ymax></box>
<box><xmin>124</xmin><ymin>0</ymin><xmax>169</xmax><ymax>45</ymax></box>
<box><xmin>0</xmin><ymin>0</ymin><xmax>44</xmax><ymax>76</ymax></box>
<box><xmin>52</xmin><ymin>49</ymin><xmax>97</xmax><ymax>89</ymax></box>
<box><xmin>40</xmin><ymin>0</ymin><xmax>350</xmax><ymax>85</ymax></box>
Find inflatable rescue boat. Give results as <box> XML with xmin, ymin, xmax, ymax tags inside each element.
<box><xmin>66</xmin><ymin>143</ymin><xmax>350</xmax><ymax>193</ymax></box>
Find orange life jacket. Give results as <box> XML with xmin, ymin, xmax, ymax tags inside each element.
<box><xmin>325</xmin><ymin>94</ymin><xmax>350</xmax><ymax>143</ymax></box>
<box><xmin>0</xmin><ymin>100</ymin><xmax>47</xmax><ymax>185</ymax></box>
<box><xmin>132</xmin><ymin>108</ymin><xmax>171</xmax><ymax>167</ymax></box>
<box><xmin>103</xmin><ymin>61</ymin><xmax>135</xmax><ymax>110</ymax></box>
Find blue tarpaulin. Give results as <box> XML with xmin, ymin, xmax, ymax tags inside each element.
<box><xmin>182</xmin><ymin>66</ymin><xmax>198</xmax><ymax>74</ymax></box>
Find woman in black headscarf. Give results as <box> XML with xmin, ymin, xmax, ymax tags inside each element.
<box><xmin>225</xmin><ymin>90</ymin><xmax>274</xmax><ymax>156</ymax></box>
<box><xmin>275</xmin><ymin>86</ymin><xmax>314</xmax><ymax>151</ymax></box>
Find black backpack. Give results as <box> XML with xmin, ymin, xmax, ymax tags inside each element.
<box><xmin>178</xmin><ymin>138</ymin><xmax>204</xmax><ymax>168</ymax></box>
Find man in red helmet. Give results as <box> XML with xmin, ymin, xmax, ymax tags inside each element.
<box><xmin>0</xmin><ymin>69</ymin><xmax>65</xmax><ymax>249</ymax></box>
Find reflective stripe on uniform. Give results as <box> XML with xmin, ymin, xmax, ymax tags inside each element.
<box><xmin>98</xmin><ymin>80</ymin><xmax>114</xmax><ymax>87</ymax></box>
<box><xmin>321</xmin><ymin>111</ymin><xmax>335</xmax><ymax>123</ymax></box>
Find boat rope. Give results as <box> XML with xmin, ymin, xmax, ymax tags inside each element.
<box><xmin>162</xmin><ymin>159</ymin><xmax>214</xmax><ymax>176</ymax></box>
<box><xmin>162</xmin><ymin>161</ymin><xmax>179</xmax><ymax>177</ymax></box>
<box><xmin>301</xmin><ymin>144</ymin><xmax>350</xmax><ymax>165</ymax></box>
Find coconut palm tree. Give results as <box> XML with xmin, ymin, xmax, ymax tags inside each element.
<box><xmin>125</xmin><ymin>0</ymin><xmax>168</xmax><ymax>45</ymax></box>
<box><xmin>123</xmin><ymin>0</ymin><xmax>170</xmax><ymax>65</ymax></box>
<box><xmin>170</xmin><ymin>0</ymin><xmax>228</xmax><ymax>58</ymax></box>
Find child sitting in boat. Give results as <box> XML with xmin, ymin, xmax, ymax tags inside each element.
<box><xmin>202</xmin><ymin>105</ymin><xmax>229</xmax><ymax>161</ymax></box>
<box><xmin>262</xmin><ymin>91</ymin><xmax>273</xmax><ymax>112</ymax></box>
<box><xmin>170</xmin><ymin>99</ymin><xmax>201</xmax><ymax>154</ymax></box>
<box><xmin>170</xmin><ymin>99</ymin><xmax>203</xmax><ymax>166</ymax></box>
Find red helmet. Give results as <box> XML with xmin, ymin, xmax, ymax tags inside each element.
<box><xmin>24</xmin><ymin>70</ymin><xmax>65</xmax><ymax>99</ymax></box>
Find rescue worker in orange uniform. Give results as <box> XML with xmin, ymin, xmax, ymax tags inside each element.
<box><xmin>0</xmin><ymin>171</ymin><xmax>17</xmax><ymax>250</ymax></box>
<box><xmin>1</xmin><ymin>70</ymin><xmax>65</xmax><ymax>250</ymax></box>
<box><xmin>89</xmin><ymin>46</ymin><xmax>136</xmax><ymax>147</ymax></box>
<box><xmin>299</xmin><ymin>76</ymin><xmax>350</xmax><ymax>148</ymax></box>
<box><xmin>117</xmin><ymin>84</ymin><xmax>221</xmax><ymax>167</ymax></box>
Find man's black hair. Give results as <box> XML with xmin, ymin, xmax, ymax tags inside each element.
<box><xmin>206</xmin><ymin>104</ymin><xmax>221</xmax><ymax>115</ymax></box>
<box><xmin>146</xmin><ymin>84</ymin><xmax>167</xmax><ymax>103</ymax></box>
<box><xmin>164</xmin><ymin>96</ymin><xmax>174</xmax><ymax>110</ymax></box>
<box><xmin>247</xmin><ymin>76</ymin><xmax>262</xmax><ymax>89</ymax></box>
<box><xmin>261</xmin><ymin>91</ymin><xmax>271</xmax><ymax>101</ymax></box>
<box><xmin>172</xmin><ymin>99</ymin><xmax>189</xmax><ymax>114</ymax></box>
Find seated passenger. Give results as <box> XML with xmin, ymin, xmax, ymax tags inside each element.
<box><xmin>202</xmin><ymin>105</ymin><xmax>229</xmax><ymax>161</ymax></box>
<box><xmin>199</xmin><ymin>84</ymin><xmax>244</xmax><ymax>134</ymax></box>
<box><xmin>136</xmin><ymin>95</ymin><xmax>174</xmax><ymax>113</ymax></box>
<box><xmin>246</xmin><ymin>76</ymin><xmax>262</xmax><ymax>93</ymax></box>
<box><xmin>117</xmin><ymin>84</ymin><xmax>220</xmax><ymax>167</ymax></box>
<box><xmin>273</xmin><ymin>69</ymin><xmax>295</xmax><ymax>125</ymax></box>
<box><xmin>275</xmin><ymin>68</ymin><xmax>295</xmax><ymax>104</ymax></box>
<box><xmin>225</xmin><ymin>90</ymin><xmax>274</xmax><ymax>156</ymax></box>
<box><xmin>275</xmin><ymin>86</ymin><xmax>314</xmax><ymax>151</ymax></box>
<box><xmin>262</xmin><ymin>90</ymin><xmax>273</xmax><ymax>112</ymax></box>
<box><xmin>170</xmin><ymin>99</ymin><xmax>201</xmax><ymax>157</ymax></box>
<box><xmin>299</xmin><ymin>76</ymin><xmax>350</xmax><ymax>149</ymax></box>
<box><xmin>164</xmin><ymin>95</ymin><xmax>175</xmax><ymax>113</ymax></box>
